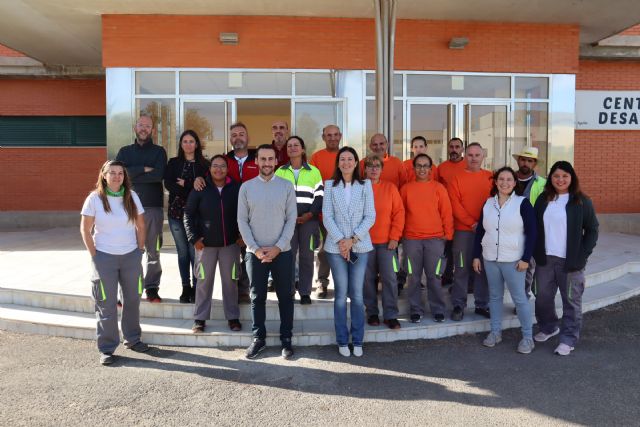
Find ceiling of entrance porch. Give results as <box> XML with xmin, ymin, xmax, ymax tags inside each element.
<box><xmin>0</xmin><ymin>0</ymin><xmax>638</xmax><ymax>66</ymax></box>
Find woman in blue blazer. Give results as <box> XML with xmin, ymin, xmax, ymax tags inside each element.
<box><xmin>322</xmin><ymin>146</ymin><xmax>376</xmax><ymax>357</ymax></box>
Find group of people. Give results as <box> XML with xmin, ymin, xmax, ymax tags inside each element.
<box><xmin>80</xmin><ymin>113</ymin><xmax>599</xmax><ymax>366</ymax></box>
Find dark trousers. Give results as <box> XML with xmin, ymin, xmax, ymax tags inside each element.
<box><xmin>534</xmin><ymin>255</ymin><xmax>586</xmax><ymax>347</ymax></box>
<box><xmin>315</xmin><ymin>221</ymin><xmax>331</xmax><ymax>288</ymax></box>
<box><xmin>246</xmin><ymin>250</ymin><xmax>294</xmax><ymax>342</ymax></box>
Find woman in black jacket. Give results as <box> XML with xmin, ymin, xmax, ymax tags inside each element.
<box><xmin>532</xmin><ymin>161</ymin><xmax>599</xmax><ymax>356</ymax></box>
<box><xmin>163</xmin><ymin>130</ymin><xmax>209</xmax><ymax>303</ymax></box>
<box><xmin>183</xmin><ymin>155</ymin><xmax>242</xmax><ymax>332</ymax></box>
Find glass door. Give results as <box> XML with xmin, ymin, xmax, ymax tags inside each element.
<box><xmin>463</xmin><ymin>102</ymin><xmax>510</xmax><ymax>171</ymax></box>
<box><xmin>180</xmin><ymin>100</ymin><xmax>233</xmax><ymax>159</ymax></box>
<box><xmin>407</xmin><ymin>102</ymin><xmax>456</xmax><ymax>164</ymax></box>
<box><xmin>293</xmin><ymin>99</ymin><xmax>345</xmax><ymax>156</ymax></box>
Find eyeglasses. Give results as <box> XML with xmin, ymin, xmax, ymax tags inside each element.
<box><xmin>211</xmin><ymin>164</ymin><xmax>228</xmax><ymax>169</ymax></box>
<box><xmin>414</xmin><ymin>164</ymin><xmax>431</xmax><ymax>169</ymax></box>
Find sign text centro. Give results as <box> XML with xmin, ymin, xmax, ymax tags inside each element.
<box><xmin>576</xmin><ymin>91</ymin><xmax>640</xmax><ymax>130</ymax></box>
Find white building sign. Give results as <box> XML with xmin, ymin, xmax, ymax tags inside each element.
<box><xmin>575</xmin><ymin>90</ymin><xmax>640</xmax><ymax>130</ymax></box>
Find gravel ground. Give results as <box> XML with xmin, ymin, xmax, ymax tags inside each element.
<box><xmin>1</xmin><ymin>296</ymin><xmax>639</xmax><ymax>426</ymax></box>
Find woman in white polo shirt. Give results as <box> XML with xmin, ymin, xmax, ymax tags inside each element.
<box><xmin>80</xmin><ymin>160</ymin><xmax>149</xmax><ymax>366</ymax></box>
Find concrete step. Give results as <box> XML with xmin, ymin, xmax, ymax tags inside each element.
<box><xmin>1</xmin><ymin>272</ymin><xmax>639</xmax><ymax>347</ymax></box>
<box><xmin>2</xmin><ymin>260</ymin><xmax>636</xmax><ymax>321</ymax></box>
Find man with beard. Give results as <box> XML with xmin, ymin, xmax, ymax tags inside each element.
<box><xmin>238</xmin><ymin>144</ymin><xmax>297</xmax><ymax>360</ymax></box>
<box><xmin>513</xmin><ymin>147</ymin><xmax>546</xmax><ymax>303</ymax></box>
<box><xmin>225</xmin><ymin>122</ymin><xmax>258</xmax><ymax>303</ymax></box>
<box><xmin>271</xmin><ymin>120</ymin><xmax>290</xmax><ymax>167</ymax></box>
<box><xmin>115</xmin><ymin>114</ymin><xmax>167</xmax><ymax>302</ymax></box>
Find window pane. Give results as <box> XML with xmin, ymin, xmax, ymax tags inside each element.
<box><xmin>136</xmin><ymin>98</ymin><xmax>176</xmax><ymax>157</ymax></box>
<box><xmin>0</xmin><ymin>116</ymin><xmax>105</xmax><ymax>147</ymax></box>
<box><xmin>407</xmin><ymin>75</ymin><xmax>510</xmax><ymax>98</ymax></box>
<box><xmin>294</xmin><ymin>102</ymin><xmax>343</xmax><ymax>156</ymax></box>
<box><xmin>365</xmin><ymin>100</ymin><xmax>403</xmax><ymax>158</ymax></box>
<box><xmin>514</xmin><ymin>102</ymin><xmax>549</xmax><ymax>175</ymax></box>
<box><xmin>296</xmin><ymin>72</ymin><xmax>333</xmax><ymax>96</ymax></box>
<box><xmin>468</xmin><ymin>105</ymin><xmax>508</xmax><ymax>170</ymax></box>
<box><xmin>135</xmin><ymin>71</ymin><xmax>175</xmax><ymax>95</ymax></box>
<box><xmin>183</xmin><ymin>102</ymin><xmax>227</xmax><ymax>158</ymax></box>
<box><xmin>365</xmin><ymin>73</ymin><xmax>403</xmax><ymax>97</ymax></box>
<box><xmin>515</xmin><ymin>77</ymin><xmax>549</xmax><ymax>99</ymax></box>
<box><xmin>409</xmin><ymin>104</ymin><xmax>454</xmax><ymax>165</ymax></box>
<box><xmin>180</xmin><ymin>72</ymin><xmax>292</xmax><ymax>95</ymax></box>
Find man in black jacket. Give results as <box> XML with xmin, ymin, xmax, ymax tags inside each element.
<box><xmin>115</xmin><ymin>114</ymin><xmax>167</xmax><ymax>302</ymax></box>
<box><xmin>184</xmin><ymin>155</ymin><xmax>242</xmax><ymax>332</ymax></box>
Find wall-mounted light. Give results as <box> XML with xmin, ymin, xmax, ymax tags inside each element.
<box><xmin>219</xmin><ymin>32</ymin><xmax>239</xmax><ymax>45</ymax></box>
<box><xmin>449</xmin><ymin>37</ymin><xmax>469</xmax><ymax>49</ymax></box>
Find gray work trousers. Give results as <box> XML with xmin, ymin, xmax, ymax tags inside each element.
<box><xmin>534</xmin><ymin>255</ymin><xmax>586</xmax><ymax>347</ymax></box>
<box><xmin>451</xmin><ymin>230</ymin><xmax>488</xmax><ymax>309</ymax></box>
<box><xmin>91</xmin><ymin>248</ymin><xmax>143</xmax><ymax>354</ymax></box>
<box><xmin>404</xmin><ymin>238</ymin><xmax>448</xmax><ymax>317</ymax></box>
<box><xmin>193</xmin><ymin>245</ymin><xmax>241</xmax><ymax>321</ymax></box>
<box><xmin>290</xmin><ymin>219</ymin><xmax>319</xmax><ymax>296</ymax></box>
<box><xmin>143</xmin><ymin>207</ymin><xmax>163</xmax><ymax>290</ymax></box>
<box><xmin>363</xmin><ymin>243</ymin><xmax>400</xmax><ymax>319</ymax></box>
<box><xmin>315</xmin><ymin>221</ymin><xmax>331</xmax><ymax>288</ymax></box>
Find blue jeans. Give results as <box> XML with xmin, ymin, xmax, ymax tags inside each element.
<box><xmin>327</xmin><ymin>251</ymin><xmax>370</xmax><ymax>347</ymax></box>
<box><xmin>168</xmin><ymin>217</ymin><xmax>196</xmax><ymax>287</ymax></box>
<box><xmin>484</xmin><ymin>259</ymin><xmax>533</xmax><ymax>339</ymax></box>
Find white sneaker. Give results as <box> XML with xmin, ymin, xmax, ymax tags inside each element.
<box><xmin>338</xmin><ymin>346</ymin><xmax>350</xmax><ymax>357</ymax></box>
<box><xmin>554</xmin><ymin>343</ymin><xmax>575</xmax><ymax>356</ymax></box>
<box><xmin>534</xmin><ymin>327</ymin><xmax>560</xmax><ymax>342</ymax></box>
<box><xmin>353</xmin><ymin>346</ymin><xmax>363</xmax><ymax>357</ymax></box>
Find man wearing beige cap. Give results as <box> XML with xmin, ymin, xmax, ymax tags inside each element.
<box><xmin>513</xmin><ymin>146</ymin><xmax>546</xmax><ymax>304</ymax></box>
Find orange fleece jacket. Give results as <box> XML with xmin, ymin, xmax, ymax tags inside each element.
<box><xmin>448</xmin><ymin>169</ymin><xmax>494</xmax><ymax>231</ymax></box>
<box><xmin>437</xmin><ymin>159</ymin><xmax>467</xmax><ymax>189</ymax></box>
<box><xmin>369</xmin><ymin>180</ymin><xmax>405</xmax><ymax>244</ymax></box>
<box><xmin>309</xmin><ymin>148</ymin><xmax>338</xmax><ymax>181</ymax></box>
<box><xmin>400</xmin><ymin>180</ymin><xmax>454</xmax><ymax>240</ymax></box>
<box><xmin>403</xmin><ymin>158</ymin><xmax>439</xmax><ymax>184</ymax></box>
<box><xmin>360</xmin><ymin>154</ymin><xmax>407</xmax><ymax>189</ymax></box>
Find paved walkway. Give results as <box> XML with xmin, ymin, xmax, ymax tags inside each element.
<box><xmin>1</xmin><ymin>227</ymin><xmax>639</xmax><ymax>299</ymax></box>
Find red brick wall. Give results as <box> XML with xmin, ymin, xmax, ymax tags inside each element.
<box><xmin>0</xmin><ymin>79</ymin><xmax>107</xmax><ymax>211</ymax></box>
<box><xmin>102</xmin><ymin>15</ymin><xmax>579</xmax><ymax>73</ymax></box>
<box><xmin>576</xmin><ymin>60</ymin><xmax>640</xmax><ymax>213</ymax></box>
<box><xmin>620</xmin><ymin>25</ymin><xmax>640</xmax><ymax>36</ymax></box>
<box><xmin>0</xmin><ymin>44</ymin><xmax>26</xmax><ymax>57</ymax></box>
<box><xmin>0</xmin><ymin>148</ymin><xmax>106</xmax><ymax>211</ymax></box>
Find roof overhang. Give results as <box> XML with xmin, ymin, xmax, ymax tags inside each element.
<box><xmin>0</xmin><ymin>0</ymin><xmax>639</xmax><ymax>67</ymax></box>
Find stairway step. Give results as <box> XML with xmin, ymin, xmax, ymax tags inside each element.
<box><xmin>1</xmin><ymin>272</ymin><xmax>639</xmax><ymax>347</ymax></box>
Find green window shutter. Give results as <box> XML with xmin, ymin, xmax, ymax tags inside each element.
<box><xmin>0</xmin><ymin>116</ymin><xmax>106</xmax><ymax>147</ymax></box>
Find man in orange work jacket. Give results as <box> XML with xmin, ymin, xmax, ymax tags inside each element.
<box><xmin>401</xmin><ymin>153</ymin><xmax>453</xmax><ymax>323</ymax></box>
<box><xmin>448</xmin><ymin>143</ymin><xmax>493</xmax><ymax>322</ymax></box>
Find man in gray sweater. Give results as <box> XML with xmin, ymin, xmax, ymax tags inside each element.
<box><xmin>238</xmin><ymin>144</ymin><xmax>298</xmax><ymax>360</ymax></box>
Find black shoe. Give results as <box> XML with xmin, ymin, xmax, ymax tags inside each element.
<box><xmin>179</xmin><ymin>286</ymin><xmax>191</xmax><ymax>304</ymax></box>
<box><xmin>475</xmin><ymin>307</ymin><xmax>491</xmax><ymax>319</ymax></box>
<box><xmin>367</xmin><ymin>315</ymin><xmax>380</xmax><ymax>326</ymax></box>
<box><xmin>126</xmin><ymin>341</ymin><xmax>150</xmax><ymax>353</ymax></box>
<box><xmin>451</xmin><ymin>306</ymin><xmax>464</xmax><ymax>321</ymax></box>
<box><xmin>145</xmin><ymin>289</ymin><xmax>162</xmax><ymax>303</ymax></box>
<box><xmin>384</xmin><ymin>318</ymin><xmax>401</xmax><ymax>330</ymax></box>
<box><xmin>100</xmin><ymin>353</ymin><xmax>114</xmax><ymax>365</ymax></box>
<box><xmin>410</xmin><ymin>314</ymin><xmax>421</xmax><ymax>323</ymax></box>
<box><xmin>316</xmin><ymin>286</ymin><xmax>328</xmax><ymax>299</ymax></box>
<box><xmin>433</xmin><ymin>313</ymin><xmax>445</xmax><ymax>323</ymax></box>
<box><xmin>281</xmin><ymin>339</ymin><xmax>294</xmax><ymax>360</ymax></box>
<box><xmin>300</xmin><ymin>295</ymin><xmax>312</xmax><ymax>305</ymax></box>
<box><xmin>267</xmin><ymin>280</ymin><xmax>275</xmax><ymax>293</ymax></box>
<box><xmin>192</xmin><ymin>320</ymin><xmax>205</xmax><ymax>333</ymax></box>
<box><xmin>245</xmin><ymin>338</ymin><xmax>266</xmax><ymax>359</ymax></box>
<box><xmin>228</xmin><ymin>319</ymin><xmax>242</xmax><ymax>331</ymax></box>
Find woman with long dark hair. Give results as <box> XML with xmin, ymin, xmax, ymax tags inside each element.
<box><xmin>532</xmin><ymin>161</ymin><xmax>599</xmax><ymax>356</ymax></box>
<box><xmin>80</xmin><ymin>160</ymin><xmax>148</xmax><ymax>365</ymax></box>
<box><xmin>322</xmin><ymin>146</ymin><xmax>376</xmax><ymax>357</ymax></box>
<box><xmin>472</xmin><ymin>166</ymin><xmax>537</xmax><ymax>354</ymax></box>
<box><xmin>164</xmin><ymin>130</ymin><xmax>210</xmax><ymax>303</ymax></box>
